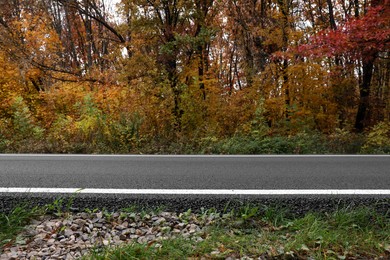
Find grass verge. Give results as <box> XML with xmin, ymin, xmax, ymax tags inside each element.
<box><xmin>84</xmin><ymin>205</ymin><xmax>390</xmax><ymax>259</ymax></box>
<box><xmin>0</xmin><ymin>204</ymin><xmax>43</xmax><ymax>251</ymax></box>
<box><xmin>1</xmin><ymin>202</ymin><xmax>389</xmax><ymax>259</ymax></box>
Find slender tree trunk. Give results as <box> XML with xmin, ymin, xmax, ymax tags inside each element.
<box><xmin>354</xmin><ymin>53</ymin><xmax>375</xmax><ymax>132</ymax></box>
<box><xmin>326</xmin><ymin>0</ymin><xmax>337</xmax><ymax>30</ymax></box>
<box><xmin>277</xmin><ymin>0</ymin><xmax>290</xmax><ymax>119</ymax></box>
<box><xmin>354</xmin><ymin>0</ymin><xmax>383</xmax><ymax>132</ymax></box>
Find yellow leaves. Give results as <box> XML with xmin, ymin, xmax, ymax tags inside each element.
<box><xmin>12</xmin><ymin>11</ymin><xmax>61</xmax><ymax>63</ymax></box>
<box><xmin>0</xmin><ymin>51</ymin><xmax>24</xmax><ymax>116</ymax></box>
<box><xmin>362</xmin><ymin>121</ymin><xmax>390</xmax><ymax>153</ymax></box>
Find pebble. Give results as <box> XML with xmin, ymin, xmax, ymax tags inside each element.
<box><xmin>0</xmin><ymin>210</ymin><xmax>210</xmax><ymax>259</ymax></box>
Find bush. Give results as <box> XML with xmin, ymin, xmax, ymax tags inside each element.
<box><xmin>1</xmin><ymin>96</ymin><xmax>46</xmax><ymax>153</ymax></box>
<box><xmin>361</xmin><ymin>121</ymin><xmax>390</xmax><ymax>154</ymax></box>
<box><xmin>327</xmin><ymin>129</ymin><xmax>365</xmax><ymax>154</ymax></box>
<box><xmin>207</xmin><ymin>132</ymin><xmax>363</xmax><ymax>154</ymax></box>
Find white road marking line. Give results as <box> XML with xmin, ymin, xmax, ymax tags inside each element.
<box><xmin>0</xmin><ymin>188</ymin><xmax>390</xmax><ymax>195</ymax></box>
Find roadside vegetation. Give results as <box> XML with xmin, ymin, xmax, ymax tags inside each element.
<box><xmin>1</xmin><ymin>105</ymin><xmax>390</xmax><ymax>154</ymax></box>
<box><xmin>1</xmin><ymin>201</ymin><xmax>389</xmax><ymax>259</ymax></box>
<box><xmin>0</xmin><ymin>204</ymin><xmax>43</xmax><ymax>250</ymax></box>
<box><xmin>85</xmin><ymin>206</ymin><xmax>390</xmax><ymax>259</ymax></box>
<box><xmin>1</xmin><ymin>1</ymin><xmax>389</xmax><ymax>155</ymax></box>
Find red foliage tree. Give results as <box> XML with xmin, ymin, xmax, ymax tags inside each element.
<box><xmin>299</xmin><ymin>0</ymin><xmax>389</xmax><ymax>131</ymax></box>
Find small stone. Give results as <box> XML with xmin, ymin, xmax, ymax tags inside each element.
<box><xmin>153</xmin><ymin>217</ymin><xmax>166</xmax><ymax>226</ymax></box>
<box><xmin>137</xmin><ymin>236</ymin><xmax>147</xmax><ymax>244</ymax></box>
<box><xmin>181</xmin><ymin>231</ymin><xmax>190</xmax><ymax>238</ymax></box>
<box><xmin>81</xmin><ymin>234</ymin><xmax>89</xmax><ymax>241</ymax></box>
<box><xmin>94</xmin><ymin>223</ymin><xmax>103</xmax><ymax>228</ymax></box>
<box><xmin>63</xmin><ymin>228</ymin><xmax>73</xmax><ymax>237</ymax></box>
<box><xmin>62</xmin><ymin>219</ymin><xmax>71</xmax><ymax>226</ymax></box>
<box><xmin>105</xmin><ymin>233</ymin><xmax>112</xmax><ymax>240</ymax></box>
<box><xmin>30</xmin><ymin>219</ymin><xmax>42</xmax><ymax>225</ymax></box>
<box><xmin>9</xmin><ymin>247</ymin><xmax>18</xmax><ymax>253</ymax></box>
<box><xmin>35</xmin><ymin>232</ymin><xmax>47</xmax><ymax>240</ymax></box>
<box><xmin>10</xmin><ymin>251</ymin><xmax>18</xmax><ymax>259</ymax></box>
<box><xmin>103</xmin><ymin>240</ymin><xmax>110</xmax><ymax>246</ymax></box>
<box><xmin>188</xmin><ymin>224</ymin><xmax>199</xmax><ymax>234</ymax></box>
<box><xmin>73</xmin><ymin>231</ymin><xmax>83</xmax><ymax>238</ymax></box>
<box><xmin>36</xmin><ymin>224</ymin><xmax>45</xmax><ymax>230</ymax></box>
<box><xmin>146</xmin><ymin>234</ymin><xmax>156</xmax><ymax>241</ymax></box>
<box><xmin>115</xmin><ymin>224</ymin><xmax>125</xmax><ymax>231</ymax></box>
<box><xmin>210</xmin><ymin>250</ymin><xmax>220</xmax><ymax>256</ymax></box>
<box><xmin>55</xmin><ymin>221</ymin><xmax>63</xmax><ymax>228</ymax></box>
<box><xmin>70</xmin><ymin>223</ymin><xmax>79</xmax><ymax>231</ymax></box>
<box><xmin>33</xmin><ymin>238</ymin><xmax>44</xmax><ymax>246</ymax></box>
<box><xmin>130</xmin><ymin>222</ymin><xmax>137</xmax><ymax>227</ymax></box>
<box><xmin>83</xmin><ymin>226</ymin><xmax>91</xmax><ymax>233</ymax></box>
<box><xmin>172</xmin><ymin>229</ymin><xmax>181</xmax><ymax>234</ymax></box>
<box><xmin>96</xmin><ymin>212</ymin><xmax>103</xmax><ymax>219</ymax></box>
<box><xmin>161</xmin><ymin>226</ymin><xmax>171</xmax><ymax>233</ymax></box>
<box><xmin>27</xmin><ymin>251</ymin><xmax>38</xmax><ymax>258</ymax></box>
<box><xmin>113</xmin><ymin>235</ymin><xmax>121</xmax><ymax>242</ymax></box>
<box><xmin>47</xmin><ymin>238</ymin><xmax>56</xmax><ymax>246</ymax></box>
<box><xmin>176</xmin><ymin>223</ymin><xmax>186</xmax><ymax>229</ymax></box>
<box><xmin>71</xmin><ymin>244</ymin><xmax>82</xmax><ymax>251</ymax></box>
<box><xmin>24</xmin><ymin>229</ymin><xmax>38</xmax><ymax>237</ymax></box>
<box><xmin>80</xmin><ymin>212</ymin><xmax>89</xmax><ymax>219</ymax></box>
<box><xmin>194</xmin><ymin>236</ymin><xmax>204</xmax><ymax>242</ymax></box>
<box><xmin>44</xmin><ymin>221</ymin><xmax>56</xmax><ymax>231</ymax></box>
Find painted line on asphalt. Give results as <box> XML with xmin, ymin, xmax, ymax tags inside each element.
<box><xmin>1</xmin><ymin>188</ymin><xmax>390</xmax><ymax>195</ymax></box>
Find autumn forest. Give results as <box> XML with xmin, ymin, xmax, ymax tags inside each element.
<box><xmin>0</xmin><ymin>0</ymin><xmax>389</xmax><ymax>154</ymax></box>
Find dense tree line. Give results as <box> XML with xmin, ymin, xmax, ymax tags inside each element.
<box><xmin>0</xmin><ymin>0</ymin><xmax>389</xmax><ymax>153</ymax></box>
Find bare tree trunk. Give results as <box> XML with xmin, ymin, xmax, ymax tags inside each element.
<box><xmin>354</xmin><ymin>0</ymin><xmax>383</xmax><ymax>132</ymax></box>
<box><xmin>355</xmin><ymin>54</ymin><xmax>375</xmax><ymax>131</ymax></box>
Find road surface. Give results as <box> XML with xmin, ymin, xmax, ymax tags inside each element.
<box><xmin>0</xmin><ymin>155</ymin><xmax>389</xmax><ymax>212</ymax></box>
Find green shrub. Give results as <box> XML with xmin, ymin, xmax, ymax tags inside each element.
<box><xmin>11</xmin><ymin>96</ymin><xmax>44</xmax><ymax>140</ymax></box>
<box><xmin>208</xmin><ymin>133</ymin><xmax>330</xmax><ymax>154</ymax></box>
<box><xmin>108</xmin><ymin>112</ymin><xmax>144</xmax><ymax>153</ymax></box>
<box><xmin>4</xmin><ymin>96</ymin><xmax>46</xmax><ymax>152</ymax></box>
<box><xmin>361</xmin><ymin>121</ymin><xmax>390</xmax><ymax>154</ymax></box>
<box><xmin>327</xmin><ymin>128</ymin><xmax>365</xmax><ymax>154</ymax></box>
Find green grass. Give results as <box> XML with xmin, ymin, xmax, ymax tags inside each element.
<box><xmin>0</xmin><ymin>196</ymin><xmax>75</xmax><ymax>252</ymax></box>
<box><xmin>84</xmin><ymin>205</ymin><xmax>390</xmax><ymax>260</ymax></box>
<box><xmin>0</xmin><ymin>204</ymin><xmax>43</xmax><ymax>252</ymax></box>
<box><xmin>1</xmin><ymin>203</ymin><xmax>389</xmax><ymax>259</ymax></box>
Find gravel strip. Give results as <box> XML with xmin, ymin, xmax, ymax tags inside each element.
<box><xmin>0</xmin><ymin>210</ymin><xmax>216</xmax><ymax>260</ymax></box>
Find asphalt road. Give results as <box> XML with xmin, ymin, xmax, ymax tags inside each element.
<box><xmin>0</xmin><ymin>154</ymin><xmax>389</xmax><ymax>189</ymax></box>
<box><xmin>1</xmin><ymin>155</ymin><xmax>389</xmax><ymax>213</ymax></box>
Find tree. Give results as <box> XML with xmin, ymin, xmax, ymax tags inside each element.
<box><xmin>0</xmin><ymin>0</ymin><xmax>126</xmax><ymax>88</ymax></box>
<box><xmin>300</xmin><ymin>0</ymin><xmax>389</xmax><ymax>131</ymax></box>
